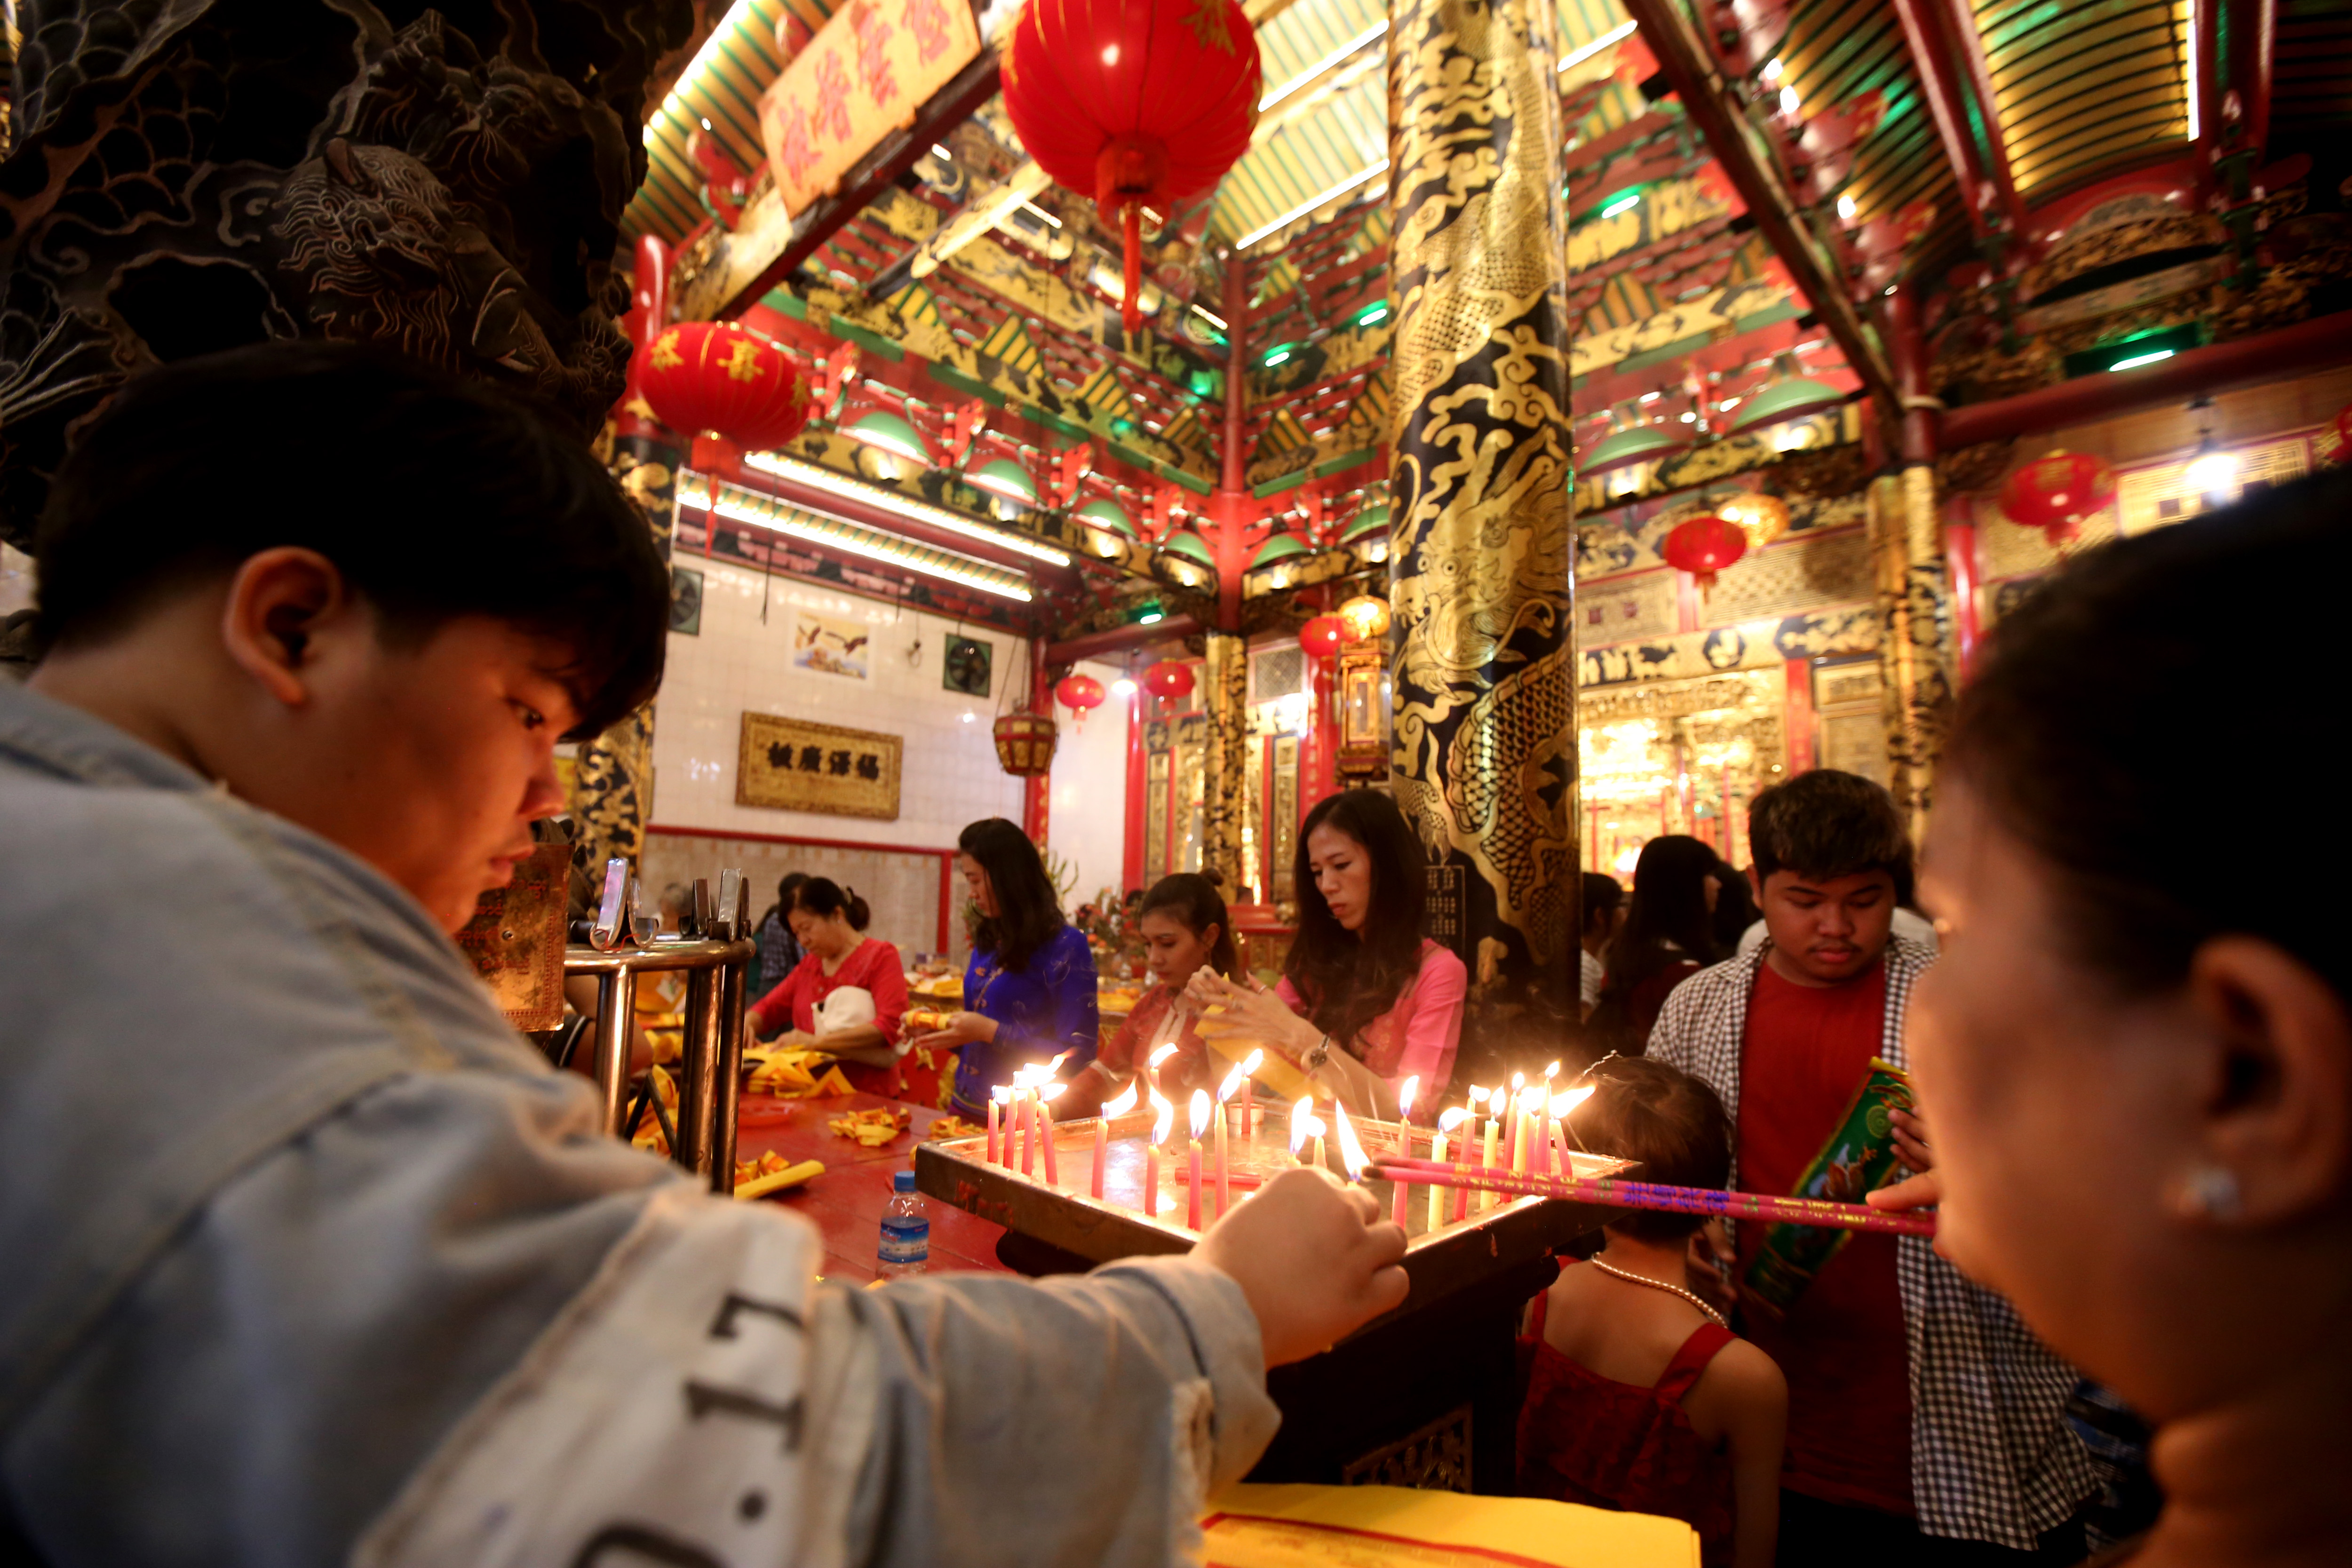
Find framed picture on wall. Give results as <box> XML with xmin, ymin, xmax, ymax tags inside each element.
<box><xmin>793</xmin><ymin>612</ymin><xmax>871</xmax><ymax>679</ymax></box>
<box><xmin>738</xmin><ymin>713</ymin><xmax>902</xmax><ymax>820</ymax></box>
<box><xmin>669</xmin><ymin>565</ymin><xmax>703</xmax><ymax>636</ymax></box>
<box><xmin>942</xmin><ymin>634</ymin><xmax>992</xmax><ymax>697</ymax></box>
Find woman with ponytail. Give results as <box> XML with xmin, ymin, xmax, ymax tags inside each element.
<box><xmin>748</xmin><ymin>877</ymin><xmax>910</xmax><ymax>1093</ymax></box>
<box><xmin>1060</xmin><ymin>872</ymin><xmax>1237</xmax><ymax>1117</ymax></box>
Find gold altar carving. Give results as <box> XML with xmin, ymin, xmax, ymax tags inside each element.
<box><xmin>757</xmin><ymin>0</ymin><xmax>983</xmax><ymax>218</ymax></box>
<box><xmin>1871</xmin><ymin>471</ymin><xmax>1955</xmax><ymax>844</ymax></box>
<box><xmin>737</xmin><ymin>714</ymin><xmax>904</xmax><ymax>820</ymax></box>
<box><xmin>1202</xmin><ymin>633</ymin><xmax>1251</xmax><ymax>889</ymax></box>
<box><xmin>1386</xmin><ymin>0</ymin><xmax>1577</xmax><ymax>994</ymax></box>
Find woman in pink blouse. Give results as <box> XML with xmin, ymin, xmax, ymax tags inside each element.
<box><xmin>747</xmin><ymin>877</ymin><xmax>910</xmax><ymax>1096</ymax></box>
<box><xmin>1186</xmin><ymin>790</ymin><xmax>1464</xmax><ymax>1121</ymax></box>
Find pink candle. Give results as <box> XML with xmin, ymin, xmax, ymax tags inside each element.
<box><xmin>1390</xmin><ymin>1165</ymin><xmax>1410</xmax><ymax>1228</ymax></box>
<box><xmin>1039</xmin><ymin>1096</ymin><xmax>1060</xmax><ymax>1187</ymax></box>
<box><xmin>1240</xmin><ymin>1078</ymin><xmax>1254</xmax><ymax>1139</ymax></box>
<box><xmin>1187</xmin><ymin>1137</ymin><xmax>1202</xmax><ymax>1230</ymax></box>
<box><xmin>1019</xmin><ymin>1093</ymin><xmax>1036</xmax><ymax>1177</ymax></box>
<box><xmin>1215</xmin><ymin>1104</ymin><xmax>1230</xmax><ymax>1218</ymax></box>
<box><xmin>1090</xmin><ymin>1118</ymin><xmax>1107</xmax><ymax>1198</ymax></box>
<box><xmin>1145</xmin><ymin>1145</ymin><xmax>1160</xmax><ymax>1218</ymax></box>
<box><xmin>1092</xmin><ymin>1084</ymin><xmax>1138</xmax><ymax>1201</ymax></box>
<box><xmin>985</xmin><ymin>1095</ymin><xmax>1001</xmax><ymax>1164</ymax></box>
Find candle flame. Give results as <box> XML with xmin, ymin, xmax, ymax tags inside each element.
<box><xmin>1511</xmin><ymin>1071</ymin><xmax>1525</xmax><ymax>1090</ymax></box>
<box><xmin>1147</xmin><ymin>1042</ymin><xmax>1179</xmax><ymax>1068</ymax></box>
<box><xmin>1487</xmin><ymin>1086</ymin><xmax>1508</xmax><ymax>1115</ymax></box>
<box><xmin>1551</xmin><ymin>1084</ymin><xmax>1595</xmax><ymax>1118</ymax></box>
<box><xmin>1150</xmin><ymin>1088</ymin><xmax>1174</xmax><ymax>1144</ymax></box>
<box><xmin>1216</xmin><ymin>1062</ymin><xmax>1247</xmax><ymax>1102</ymax></box>
<box><xmin>1542</xmin><ymin>1060</ymin><xmax>1560</xmax><ymax>1080</ymax></box>
<box><xmin>1189</xmin><ymin>1089</ymin><xmax>1212</xmax><ymax>1141</ymax></box>
<box><xmin>1331</xmin><ymin>1104</ymin><xmax>1370</xmax><ymax>1180</ymax></box>
<box><xmin>1239</xmin><ymin>1048</ymin><xmax>1264</xmax><ymax>1075</ymax></box>
<box><xmin>1438</xmin><ymin>1106</ymin><xmax>1470</xmax><ymax>1133</ymax></box>
<box><xmin>1468</xmin><ymin>1083</ymin><xmax>1487</xmax><ymax>1102</ymax></box>
<box><xmin>1039</xmin><ymin>1082</ymin><xmax>1067</xmax><ymax>1103</ymax></box>
<box><xmin>1103</xmin><ymin>1083</ymin><xmax>1139</xmax><ymax>1119</ymax></box>
<box><xmin>991</xmin><ymin>1084</ymin><xmax>1012</xmax><ymax>1105</ymax></box>
<box><xmin>1289</xmin><ymin>1096</ymin><xmax>1315</xmax><ymax>1154</ymax></box>
<box><xmin>1398</xmin><ymin>1075</ymin><xmax>1419</xmax><ymax>1120</ymax></box>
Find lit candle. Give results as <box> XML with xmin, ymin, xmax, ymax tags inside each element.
<box><xmin>1187</xmin><ymin>1090</ymin><xmax>1210</xmax><ymax>1231</ymax></box>
<box><xmin>1215</xmin><ymin>1062</ymin><xmax>1245</xmax><ymax>1219</ymax></box>
<box><xmin>1432</xmin><ymin>1107</ymin><xmax>1469</xmax><ymax>1231</ymax></box>
<box><xmin>1288</xmin><ymin>1097</ymin><xmax>1314</xmax><ymax>1167</ymax></box>
<box><xmin>1551</xmin><ymin>1084</ymin><xmax>1593</xmax><ymax>1177</ymax></box>
<box><xmin>1453</xmin><ymin>1103</ymin><xmax>1475</xmax><ymax>1224</ymax></box>
<box><xmin>1019</xmin><ymin>1089</ymin><xmax>1036</xmax><ymax>1176</ymax></box>
<box><xmin>1480</xmin><ymin>1087</ymin><xmax>1504</xmax><ymax>1212</ymax></box>
<box><xmin>1145</xmin><ymin>1089</ymin><xmax>1172</xmax><ymax>1219</ymax></box>
<box><xmin>1146</xmin><ymin>1040</ymin><xmax>1178</xmax><ymax>1102</ymax></box>
<box><xmin>1390</xmin><ymin>1075</ymin><xmax>1420</xmax><ymax>1228</ymax></box>
<box><xmin>1093</xmin><ymin>1082</ymin><xmax>1138</xmax><ymax>1199</ymax></box>
<box><xmin>1332</xmin><ymin>1103</ymin><xmax>1370</xmax><ymax>1182</ymax></box>
<box><xmin>1038</xmin><ymin>1083</ymin><xmax>1065</xmax><ymax>1187</ymax></box>
<box><xmin>1238</xmin><ymin>1048</ymin><xmax>1263</xmax><ymax>1136</ymax></box>
<box><xmin>986</xmin><ymin>1086</ymin><xmax>1006</xmax><ymax>1164</ymax></box>
<box><xmin>1537</xmin><ymin>1061</ymin><xmax>1559</xmax><ymax>1175</ymax></box>
<box><xmin>1506</xmin><ymin>1072</ymin><xmax>1526</xmax><ymax>1174</ymax></box>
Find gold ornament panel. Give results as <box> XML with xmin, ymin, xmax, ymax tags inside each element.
<box><xmin>737</xmin><ymin>713</ymin><xmax>904</xmax><ymax>820</ymax></box>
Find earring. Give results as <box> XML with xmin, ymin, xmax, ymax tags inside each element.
<box><xmin>2173</xmin><ymin>1164</ymin><xmax>2243</xmax><ymax>1221</ymax></box>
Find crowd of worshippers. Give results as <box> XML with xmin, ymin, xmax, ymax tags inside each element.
<box><xmin>1</xmin><ymin>341</ymin><xmax>2338</xmax><ymax>1568</ymax></box>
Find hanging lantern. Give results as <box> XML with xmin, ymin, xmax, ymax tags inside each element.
<box><xmin>1144</xmin><ymin>660</ymin><xmax>1196</xmax><ymax>699</ymax></box>
<box><xmin>1337</xmin><ymin>593</ymin><xmax>1392</xmax><ymax>644</ymax></box>
<box><xmin>1002</xmin><ymin>0</ymin><xmax>1260</xmax><ymax>336</ymax></box>
<box><xmin>639</xmin><ymin>322</ymin><xmax>811</xmax><ymax>451</ymax></box>
<box><xmin>1662</xmin><ymin>514</ymin><xmax>1748</xmax><ymax>598</ymax></box>
<box><xmin>1715</xmin><ymin>491</ymin><xmax>1791</xmax><ymax>551</ymax></box>
<box><xmin>2330</xmin><ymin>402</ymin><xmax>2352</xmax><ymax>462</ymax></box>
<box><xmin>1054</xmin><ymin>672</ymin><xmax>1107</xmax><ymax>728</ymax></box>
<box><xmin>1999</xmin><ymin>449</ymin><xmax>2115</xmax><ymax>545</ymax></box>
<box><xmin>1299</xmin><ymin>614</ymin><xmax>1346</xmax><ymax>659</ymax></box>
<box><xmin>992</xmin><ymin>710</ymin><xmax>1059</xmax><ymax>777</ymax></box>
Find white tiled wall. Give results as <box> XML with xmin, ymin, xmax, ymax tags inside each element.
<box><xmin>652</xmin><ymin>558</ymin><xmax>1027</xmax><ymax>846</ymax></box>
<box><xmin>1048</xmin><ymin>663</ymin><xmax>1131</xmax><ymax>909</ymax></box>
<box><xmin>643</xmin><ymin>832</ymin><xmax>953</xmax><ymax>966</ymax></box>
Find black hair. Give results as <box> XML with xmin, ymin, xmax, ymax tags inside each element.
<box><xmin>757</xmin><ymin>871</ymin><xmax>811</xmax><ymax>938</ymax></box>
<box><xmin>1286</xmin><ymin>789</ymin><xmax>1430</xmax><ymax>1052</ymax></box>
<box><xmin>32</xmin><ymin>341</ymin><xmax>667</xmax><ymax>739</ymax></box>
<box><xmin>1581</xmin><ymin>871</ymin><xmax>1623</xmax><ymax>939</ymax></box>
<box><xmin>1597</xmin><ymin>835</ymin><xmax>1721</xmax><ymax>1022</ymax></box>
<box><xmin>959</xmin><ymin>816</ymin><xmax>1065</xmax><ymax>971</ymax></box>
<box><xmin>1708</xmin><ymin>851</ymin><xmax>1759</xmax><ymax>953</ymax></box>
<box><xmin>1948</xmin><ymin>468</ymin><xmax>2352</xmax><ymax>1000</ymax></box>
<box><xmin>1747</xmin><ymin>769</ymin><xmax>1912</xmax><ymax>893</ymax></box>
<box><xmin>1576</xmin><ymin>1055</ymin><xmax>1733</xmax><ymax>1242</ymax></box>
<box><xmin>1139</xmin><ymin>872</ymin><xmax>1238</xmax><ymax>977</ymax></box>
<box><xmin>789</xmin><ymin>876</ymin><xmax>871</xmax><ymax>931</ymax></box>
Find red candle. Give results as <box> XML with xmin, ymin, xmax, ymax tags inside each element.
<box><xmin>1145</xmin><ymin>1144</ymin><xmax>1160</xmax><ymax>1218</ymax></box>
<box><xmin>986</xmin><ymin>1092</ymin><xmax>1003</xmax><ymax>1164</ymax></box>
<box><xmin>1019</xmin><ymin>1092</ymin><xmax>1035</xmax><ymax>1177</ymax></box>
<box><xmin>1039</xmin><ymin>1090</ymin><xmax>1062</xmax><ymax>1187</ymax></box>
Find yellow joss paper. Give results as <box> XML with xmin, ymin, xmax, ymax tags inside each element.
<box><xmin>1201</xmin><ymin>1484</ymin><xmax>1699</xmax><ymax>1568</ymax></box>
<box><xmin>732</xmin><ymin>1159</ymin><xmax>824</xmax><ymax>1199</ymax></box>
<box><xmin>1196</xmin><ymin>1011</ymin><xmax>1313</xmax><ymax>1103</ymax></box>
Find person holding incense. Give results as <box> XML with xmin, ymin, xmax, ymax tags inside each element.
<box><xmin>1058</xmin><ymin>872</ymin><xmax>1234</xmax><ymax>1118</ymax></box>
<box><xmin>1518</xmin><ymin>1056</ymin><xmax>1787</xmax><ymax>1568</ymax></box>
<box><xmin>746</xmin><ymin>876</ymin><xmax>909</xmax><ymax>1093</ymax></box>
<box><xmin>1185</xmin><ymin>789</ymin><xmax>1465</xmax><ymax>1122</ymax></box>
<box><xmin>1861</xmin><ymin>472</ymin><xmax>2352</xmax><ymax>1568</ymax></box>
<box><xmin>1650</xmin><ymin>769</ymin><xmax>2092</xmax><ymax>1562</ymax></box>
<box><xmin>918</xmin><ymin>816</ymin><xmax>1101</xmax><ymax>1118</ymax></box>
<box><xmin>0</xmin><ymin>345</ymin><xmax>1415</xmax><ymax>1568</ymax></box>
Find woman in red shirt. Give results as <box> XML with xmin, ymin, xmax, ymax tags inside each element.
<box><xmin>1058</xmin><ymin>873</ymin><xmax>1233</xmax><ymax>1118</ymax></box>
<box><xmin>747</xmin><ymin>877</ymin><xmax>909</xmax><ymax>1095</ymax></box>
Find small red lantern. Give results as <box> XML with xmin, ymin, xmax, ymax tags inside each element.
<box><xmin>638</xmin><ymin>321</ymin><xmax>810</xmax><ymax>451</ymax></box>
<box><xmin>1999</xmin><ymin>449</ymin><xmax>2115</xmax><ymax>545</ymax></box>
<box><xmin>1002</xmin><ymin>0</ymin><xmax>1260</xmax><ymax>336</ymax></box>
<box><xmin>992</xmin><ymin>710</ymin><xmax>1058</xmax><ymax>777</ymax></box>
<box><xmin>1662</xmin><ymin>514</ymin><xmax>1748</xmax><ymax>598</ymax></box>
<box><xmin>1144</xmin><ymin>660</ymin><xmax>1196</xmax><ymax>699</ymax></box>
<box><xmin>1299</xmin><ymin>614</ymin><xmax>1345</xmax><ymax>659</ymax></box>
<box><xmin>1055</xmin><ymin>672</ymin><xmax>1107</xmax><ymax>728</ymax></box>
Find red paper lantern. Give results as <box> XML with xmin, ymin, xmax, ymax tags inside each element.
<box><xmin>1999</xmin><ymin>449</ymin><xmax>2115</xmax><ymax>545</ymax></box>
<box><xmin>1055</xmin><ymin>672</ymin><xmax>1107</xmax><ymax>727</ymax></box>
<box><xmin>1002</xmin><ymin>0</ymin><xmax>1260</xmax><ymax>335</ymax></box>
<box><xmin>1144</xmin><ymin>660</ymin><xmax>1196</xmax><ymax>699</ymax></box>
<box><xmin>1662</xmin><ymin>514</ymin><xmax>1748</xmax><ymax>597</ymax></box>
<box><xmin>2331</xmin><ymin>402</ymin><xmax>2352</xmax><ymax>461</ymax></box>
<box><xmin>639</xmin><ymin>321</ymin><xmax>811</xmax><ymax>451</ymax></box>
<box><xmin>1299</xmin><ymin>614</ymin><xmax>1345</xmax><ymax>659</ymax></box>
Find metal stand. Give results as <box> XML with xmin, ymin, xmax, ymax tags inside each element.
<box><xmin>564</xmin><ymin>938</ymin><xmax>755</xmax><ymax>1193</ymax></box>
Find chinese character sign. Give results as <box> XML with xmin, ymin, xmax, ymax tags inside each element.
<box><xmin>757</xmin><ymin>0</ymin><xmax>982</xmax><ymax>215</ymax></box>
<box><xmin>739</xmin><ymin>714</ymin><xmax>903</xmax><ymax>820</ymax></box>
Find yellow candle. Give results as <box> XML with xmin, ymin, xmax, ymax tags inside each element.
<box><xmin>1480</xmin><ymin>1116</ymin><xmax>1500</xmax><ymax>1212</ymax></box>
<box><xmin>1426</xmin><ymin>1128</ymin><xmax>1448</xmax><ymax>1231</ymax></box>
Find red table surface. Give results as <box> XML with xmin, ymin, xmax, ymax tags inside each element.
<box><xmin>735</xmin><ymin>1092</ymin><xmax>1010</xmax><ymax>1285</ymax></box>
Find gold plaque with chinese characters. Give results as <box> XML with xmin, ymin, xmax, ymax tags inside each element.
<box><xmin>738</xmin><ymin>713</ymin><xmax>903</xmax><ymax>820</ymax></box>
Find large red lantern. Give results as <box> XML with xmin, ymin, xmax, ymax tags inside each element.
<box><xmin>1299</xmin><ymin>614</ymin><xmax>1345</xmax><ymax>659</ymax></box>
<box><xmin>2330</xmin><ymin>402</ymin><xmax>2352</xmax><ymax>462</ymax></box>
<box><xmin>1055</xmin><ymin>672</ymin><xmax>1107</xmax><ymax>728</ymax></box>
<box><xmin>1662</xmin><ymin>514</ymin><xmax>1748</xmax><ymax>597</ymax></box>
<box><xmin>1144</xmin><ymin>660</ymin><xmax>1196</xmax><ymax>699</ymax></box>
<box><xmin>1002</xmin><ymin>0</ymin><xmax>1260</xmax><ymax>335</ymax></box>
<box><xmin>1999</xmin><ymin>449</ymin><xmax>2115</xmax><ymax>545</ymax></box>
<box><xmin>639</xmin><ymin>322</ymin><xmax>811</xmax><ymax>451</ymax></box>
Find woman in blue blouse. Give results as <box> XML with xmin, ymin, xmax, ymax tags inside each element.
<box><xmin>914</xmin><ymin>817</ymin><xmax>1100</xmax><ymax>1117</ymax></box>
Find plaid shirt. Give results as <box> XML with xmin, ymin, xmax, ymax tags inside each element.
<box><xmin>1649</xmin><ymin>939</ymin><xmax>2094</xmax><ymax>1549</ymax></box>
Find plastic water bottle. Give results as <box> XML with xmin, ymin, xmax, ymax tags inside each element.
<box><xmin>877</xmin><ymin>1170</ymin><xmax>929</xmax><ymax>1279</ymax></box>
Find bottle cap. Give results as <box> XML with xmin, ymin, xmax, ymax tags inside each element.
<box><xmin>893</xmin><ymin>1169</ymin><xmax>917</xmax><ymax>1193</ymax></box>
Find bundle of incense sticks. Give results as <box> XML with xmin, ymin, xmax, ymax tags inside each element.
<box><xmin>1367</xmin><ymin>1157</ymin><xmax>1938</xmax><ymax>1239</ymax></box>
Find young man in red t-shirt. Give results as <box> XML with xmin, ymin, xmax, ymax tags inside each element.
<box><xmin>1651</xmin><ymin>771</ymin><xmax>2092</xmax><ymax>1564</ymax></box>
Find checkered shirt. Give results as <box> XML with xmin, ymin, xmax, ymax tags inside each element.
<box><xmin>1648</xmin><ymin>939</ymin><xmax>2095</xmax><ymax>1549</ymax></box>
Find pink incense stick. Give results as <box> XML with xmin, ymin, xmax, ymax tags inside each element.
<box><xmin>1371</xmin><ymin>1157</ymin><xmax>1937</xmax><ymax>1238</ymax></box>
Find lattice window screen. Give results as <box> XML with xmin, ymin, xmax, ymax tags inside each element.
<box><xmin>1249</xmin><ymin>645</ymin><xmax>1307</xmax><ymax>705</ymax></box>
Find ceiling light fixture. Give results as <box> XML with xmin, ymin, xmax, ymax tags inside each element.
<box><xmin>1236</xmin><ymin>159</ymin><xmax>1390</xmax><ymax>248</ymax></box>
<box><xmin>1558</xmin><ymin>19</ymin><xmax>1638</xmax><ymax>73</ymax></box>
<box><xmin>742</xmin><ymin>450</ymin><xmax>1072</xmax><ymax>567</ymax></box>
<box><xmin>1598</xmin><ymin>190</ymin><xmax>1642</xmax><ymax>220</ymax></box>
<box><xmin>1017</xmin><ymin>198</ymin><xmax>1064</xmax><ymax>229</ymax></box>
<box><xmin>2110</xmin><ymin>349</ymin><xmax>2175</xmax><ymax>372</ymax></box>
<box><xmin>678</xmin><ymin>477</ymin><xmax>1034</xmax><ymax>601</ymax></box>
<box><xmin>1260</xmin><ymin>19</ymin><xmax>1388</xmax><ymax>110</ymax></box>
<box><xmin>1779</xmin><ymin>85</ymin><xmax>1801</xmax><ymax>116</ymax></box>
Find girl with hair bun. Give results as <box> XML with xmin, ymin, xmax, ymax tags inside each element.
<box><xmin>1060</xmin><ymin>873</ymin><xmax>1237</xmax><ymax>1117</ymax></box>
<box><xmin>748</xmin><ymin>876</ymin><xmax>909</xmax><ymax>1095</ymax></box>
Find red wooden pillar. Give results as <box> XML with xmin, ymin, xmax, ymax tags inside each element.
<box><xmin>1024</xmin><ymin>637</ymin><xmax>1051</xmax><ymax>843</ymax></box>
<box><xmin>1121</xmin><ymin>684</ymin><xmax>1147</xmax><ymax>891</ymax></box>
<box><xmin>1946</xmin><ymin>508</ymin><xmax>1982</xmax><ymax>683</ymax></box>
<box><xmin>1303</xmin><ymin>649</ymin><xmax>1337</xmax><ymax>809</ymax></box>
<box><xmin>1783</xmin><ymin>658</ymin><xmax>1817</xmax><ymax>775</ymax></box>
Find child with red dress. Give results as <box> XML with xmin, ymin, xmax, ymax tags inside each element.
<box><xmin>1518</xmin><ymin>1057</ymin><xmax>1788</xmax><ymax>1568</ymax></box>
<box><xmin>1056</xmin><ymin>873</ymin><xmax>1234</xmax><ymax>1118</ymax></box>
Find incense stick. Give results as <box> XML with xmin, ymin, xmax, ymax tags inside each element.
<box><xmin>1367</xmin><ymin>1157</ymin><xmax>1938</xmax><ymax>1238</ymax></box>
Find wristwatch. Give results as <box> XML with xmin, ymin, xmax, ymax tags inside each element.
<box><xmin>1302</xmin><ymin>1034</ymin><xmax>1332</xmax><ymax>1074</ymax></box>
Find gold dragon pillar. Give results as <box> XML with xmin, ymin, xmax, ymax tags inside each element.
<box><xmin>1201</xmin><ymin>629</ymin><xmax>1252</xmax><ymax>894</ymax></box>
<box><xmin>1384</xmin><ymin>0</ymin><xmax>1578</xmax><ymax>1014</ymax></box>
